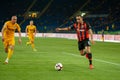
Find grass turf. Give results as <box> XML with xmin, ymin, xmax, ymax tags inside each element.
<box><xmin>0</xmin><ymin>37</ymin><xmax>120</xmax><ymax>80</ymax></box>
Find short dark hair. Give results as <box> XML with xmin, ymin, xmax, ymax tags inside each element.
<box><xmin>76</xmin><ymin>14</ymin><xmax>82</xmax><ymax>17</ymax></box>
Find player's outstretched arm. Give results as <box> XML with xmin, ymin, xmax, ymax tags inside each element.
<box><xmin>1</xmin><ymin>24</ymin><xmax>7</xmax><ymax>42</ymax></box>
<box><xmin>18</xmin><ymin>31</ymin><xmax>22</xmax><ymax>44</ymax></box>
<box><xmin>56</xmin><ymin>27</ymin><xmax>71</xmax><ymax>31</ymax></box>
<box><xmin>25</xmin><ymin>26</ymin><xmax>28</xmax><ymax>37</ymax></box>
<box><xmin>89</xmin><ymin>29</ymin><xmax>94</xmax><ymax>44</ymax></box>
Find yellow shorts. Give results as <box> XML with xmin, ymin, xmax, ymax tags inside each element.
<box><xmin>28</xmin><ymin>35</ymin><xmax>34</xmax><ymax>42</ymax></box>
<box><xmin>3</xmin><ymin>38</ymin><xmax>15</xmax><ymax>48</ymax></box>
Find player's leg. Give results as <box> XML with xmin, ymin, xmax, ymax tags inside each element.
<box><xmin>78</xmin><ymin>41</ymin><xmax>85</xmax><ymax>56</ymax></box>
<box><xmin>78</xmin><ymin>41</ymin><xmax>87</xmax><ymax>56</ymax></box>
<box><xmin>102</xmin><ymin>36</ymin><xmax>104</xmax><ymax>42</ymax></box>
<box><xmin>31</xmin><ymin>36</ymin><xmax>37</xmax><ymax>51</ymax></box>
<box><xmin>4</xmin><ymin>40</ymin><xmax>15</xmax><ymax>64</ymax></box>
<box><xmin>5</xmin><ymin>46</ymin><xmax>9</xmax><ymax>53</ymax></box>
<box><xmin>86</xmin><ymin>46</ymin><xmax>94</xmax><ymax>69</ymax></box>
<box><xmin>78</xmin><ymin>40</ymin><xmax>94</xmax><ymax>69</ymax></box>
<box><xmin>31</xmin><ymin>36</ymin><xmax>34</xmax><ymax>48</ymax></box>
<box><xmin>3</xmin><ymin>40</ymin><xmax>9</xmax><ymax>53</ymax></box>
<box><xmin>85</xmin><ymin>40</ymin><xmax>94</xmax><ymax>69</ymax></box>
<box><xmin>80</xmin><ymin>50</ymin><xmax>84</xmax><ymax>55</ymax></box>
<box><xmin>26</xmin><ymin>35</ymin><xmax>31</xmax><ymax>45</ymax></box>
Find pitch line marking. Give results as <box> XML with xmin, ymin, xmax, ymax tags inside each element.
<box><xmin>36</xmin><ymin>52</ymin><xmax>48</xmax><ymax>53</ymax></box>
<box><xmin>62</xmin><ymin>52</ymin><xmax>120</xmax><ymax>66</ymax></box>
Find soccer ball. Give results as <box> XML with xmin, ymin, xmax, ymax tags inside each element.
<box><xmin>55</xmin><ymin>63</ymin><xmax>63</xmax><ymax>71</ymax></box>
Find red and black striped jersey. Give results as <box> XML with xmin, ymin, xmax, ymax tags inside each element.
<box><xmin>70</xmin><ymin>22</ymin><xmax>91</xmax><ymax>41</ymax></box>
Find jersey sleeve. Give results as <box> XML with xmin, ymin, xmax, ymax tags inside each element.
<box><xmin>26</xmin><ymin>25</ymin><xmax>28</xmax><ymax>30</ymax></box>
<box><xmin>69</xmin><ymin>24</ymin><xmax>74</xmax><ymax>30</ymax></box>
<box><xmin>16</xmin><ymin>24</ymin><xmax>21</xmax><ymax>32</ymax></box>
<box><xmin>3</xmin><ymin>22</ymin><xmax>8</xmax><ymax>29</ymax></box>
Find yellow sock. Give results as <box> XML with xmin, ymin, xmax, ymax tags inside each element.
<box><xmin>26</xmin><ymin>42</ymin><xmax>31</xmax><ymax>45</ymax></box>
<box><xmin>31</xmin><ymin>43</ymin><xmax>35</xmax><ymax>49</ymax></box>
<box><xmin>7</xmin><ymin>48</ymin><xmax>13</xmax><ymax>60</ymax></box>
<box><xmin>31</xmin><ymin>43</ymin><xmax>37</xmax><ymax>51</ymax></box>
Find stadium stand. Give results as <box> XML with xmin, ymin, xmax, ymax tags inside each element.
<box><xmin>0</xmin><ymin>0</ymin><xmax>119</xmax><ymax>34</ymax></box>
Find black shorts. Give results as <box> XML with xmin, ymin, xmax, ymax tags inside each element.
<box><xmin>78</xmin><ymin>39</ymin><xmax>91</xmax><ymax>50</ymax></box>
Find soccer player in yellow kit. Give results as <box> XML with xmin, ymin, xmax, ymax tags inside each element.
<box><xmin>26</xmin><ymin>20</ymin><xmax>37</xmax><ymax>51</ymax></box>
<box><xmin>1</xmin><ymin>16</ymin><xmax>22</xmax><ymax>64</ymax></box>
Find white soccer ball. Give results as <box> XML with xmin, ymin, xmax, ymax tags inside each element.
<box><xmin>55</xmin><ymin>63</ymin><xmax>63</xmax><ymax>71</ymax></box>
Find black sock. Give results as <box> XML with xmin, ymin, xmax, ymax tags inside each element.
<box><xmin>88</xmin><ymin>53</ymin><xmax>92</xmax><ymax>65</ymax></box>
<box><xmin>89</xmin><ymin>60</ymin><xmax>92</xmax><ymax>65</ymax></box>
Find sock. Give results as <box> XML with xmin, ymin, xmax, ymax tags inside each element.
<box><xmin>89</xmin><ymin>59</ymin><xmax>92</xmax><ymax>65</ymax></box>
<box><xmin>5</xmin><ymin>48</ymin><xmax>13</xmax><ymax>63</ymax></box>
<box><xmin>26</xmin><ymin>42</ymin><xmax>31</xmax><ymax>45</ymax></box>
<box><xmin>87</xmin><ymin>53</ymin><xmax>92</xmax><ymax>65</ymax></box>
<box><xmin>7</xmin><ymin>48</ymin><xmax>13</xmax><ymax>59</ymax></box>
<box><xmin>31</xmin><ymin>43</ymin><xmax>35</xmax><ymax>49</ymax></box>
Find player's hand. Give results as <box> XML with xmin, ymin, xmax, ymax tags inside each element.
<box><xmin>2</xmin><ymin>37</ymin><xmax>4</xmax><ymax>42</ymax></box>
<box><xmin>56</xmin><ymin>28</ymin><xmax>61</xmax><ymax>32</ymax></box>
<box><xmin>18</xmin><ymin>38</ymin><xmax>22</xmax><ymax>44</ymax></box>
<box><xmin>91</xmin><ymin>40</ymin><xmax>95</xmax><ymax>44</ymax></box>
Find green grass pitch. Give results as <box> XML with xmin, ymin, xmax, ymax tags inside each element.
<box><xmin>0</xmin><ymin>37</ymin><xmax>120</xmax><ymax>80</ymax></box>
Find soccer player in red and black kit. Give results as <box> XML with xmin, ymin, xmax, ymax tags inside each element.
<box><xmin>56</xmin><ymin>15</ymin><xmax>94</xmax><ymax>69</ymax></box>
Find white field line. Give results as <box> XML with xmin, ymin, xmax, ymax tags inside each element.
<box><xmin>36</xmin><ymin>52</ymin><xmax>48</xmax><ymax>53</ymax></box>
<box><xmin>62</xmin><ymin>52</ymin><xmax>120</xmax><ymax>66</ymax></box>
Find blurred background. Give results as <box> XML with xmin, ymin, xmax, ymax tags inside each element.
<box><xmin>0</xmin><ymin>0</ymin><xmax>119</xmax><ymax>34</ymax></box>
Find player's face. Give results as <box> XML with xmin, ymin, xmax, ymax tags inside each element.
<box><xmin>11</xmin><ymin>16</ymin><xmax>17</xmax><ymax>23</ymax></box>
<box><xmin>30</xmin><ymin>21</ymin><xmax>34</xmax><ymax>25</ymax></box>
<box><xmin>76</xmin><ymin>16</ymin><xmax>83</xmax><ymax>23</ymax></box>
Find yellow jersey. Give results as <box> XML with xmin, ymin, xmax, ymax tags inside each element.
<box><xmin>3</xmin><ymin>21</ymin><xmax>21</xmax><ymax>39</ymax></box>
<box><xmin>26</xmin><ymin>25</ymin><xmax>36</xmax><ymax>35</ymax></box>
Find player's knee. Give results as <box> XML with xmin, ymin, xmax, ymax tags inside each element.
<box><xmin>86</xmin><ymin>49</ymin><xmax>91</xmax><ymax>53</ymax></box>
<box><xmin>88</xmin><ymin>53</ymin><xmax>92</xmax><ymax>59</ymax></box>
<box><xmin>9</xmin><ymin>46</ymin><xmax>14</xmax><ymax>50</ymax></box>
